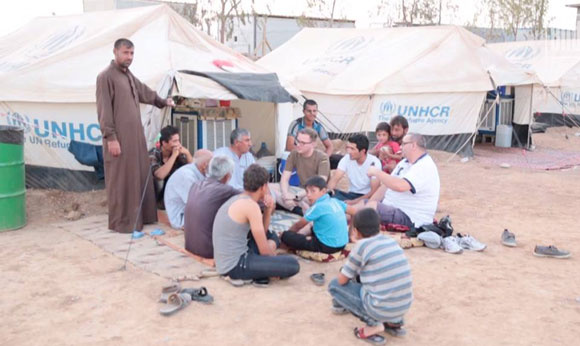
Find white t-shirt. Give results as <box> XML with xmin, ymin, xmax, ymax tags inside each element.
<box><xmin>164</xmin><ymin>163</ymin><xmax>206</xmax><ymax>228</ymax></box>
<box><xmin>382</xmin><ymin>154</ymin><xmax>440</xmax><ymax>227</ymax></box>
<box><xmin>213</xmin><ymin>146</ymin><xmax>255</xmax><ymax>190</ymax></box>
<box><xmin>337</xmin><ymin>154</ymin><xmax>382</xmax><ymax>194</ymax></box>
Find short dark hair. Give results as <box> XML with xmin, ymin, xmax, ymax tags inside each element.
<box><xmin>159</xmin><ymin>125</ymin><xmax>179</xmax><ymax>144</ymax></box>
<box><xmin>390</xmin><ymin>115</ymin><xmax>409</xmax><ymax>129</ymax></box>
<box><xmin>114</xmin><ymin>38</ymin><xmax>134</xmax><ymax>49</ymax></box>
<box><xmin>302</xmin><ymin>99</ymin><xmax>318</xmax><ymax>111</ymax></box>
<box><xmin>304</xmin><ymin>176</ymin><xmax>327</xmax><ymax>190</ymax></box>
<box><xmin>353</xmin><ymin>208</ymin><xmax>380</xmax><ymax>237</ymax></box>
<box><xmin>375</xmin><ymin>122</ymin><xmax>391</xmax><ymax>135</ymax></box>
<box><xmin>348</xmin><ymin>134</ymin><xmax>369</xmax><ymax>154</ymax></box>
<box><xmin>243</xmin><ymin>164</ymin><xmax>269</xmax><ymax>192</ymax></box>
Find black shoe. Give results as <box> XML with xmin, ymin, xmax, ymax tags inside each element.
<box><xmin>438</xmin><ymin>215</ymin><xmax>454</xmax><ymax>237</ymax></box>
<box><xmin>290</xmin><ymin>206</ymin><xmax>303</xmax><ymax>216</ymax></box>
<box><xmin>252</xmin><ymin>278</ymin><xmax>270</xmax><ymax>288</ymax></box>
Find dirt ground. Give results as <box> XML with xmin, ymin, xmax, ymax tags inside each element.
<box><xmin>1</xmin><ymin>128</ymin><xmax>580</xmax><ymax>346</ymax></box>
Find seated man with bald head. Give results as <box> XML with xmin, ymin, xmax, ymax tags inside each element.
<box><xmin>163</xmin><ymin>149</ymin><xmax>213</xmax><ymax>229</ymax></box>
<box><xmin>354</xmin><ymin>133</ymin><xmax>440</xmax><ymax>229</ymax></box>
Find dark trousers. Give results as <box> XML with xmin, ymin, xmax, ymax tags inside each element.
<box><xmin>281</xmin><ymin>230</ymin><xmax>345</xmax><ymax>254</ymax></box>
<box><xmin>332</xmin><ymin>190</ymin><xmax>364</xmax><ymax>201</ymax></box>
<box><xmin>226</xmin><ymin>231</ymin><xmax>300</xmax><ymax>280</ymax></box>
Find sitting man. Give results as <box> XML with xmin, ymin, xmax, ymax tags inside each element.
<box><xmin>163</xmin><ymin>149</ymin><xmax>212</xmax><ymax>229</ymax></box>
<box><xmin>326</xmin><ymin>134</ymin><xmax>381</xmax><ymax>204</ymax></box>
<box><xmin>213</xmin><ymin>128</ymin><xmax>255</xmax><ymax>190</ymax></box>
<box><xmin>149</xmin><ymin>125</ymin><xmax>193</xmax><ymax>207</ymax></box>
<box><xmin>213</xmin><ymin>164</ymin><xmax>300</xmax><ymax>286</ymax></box>
<box><xmin>270</xmin><ymin>128</ymin><xmax>330</xmax><ymax>214</ymax></box>
<box><xmin>184</xmin><ymin>155</ymin><xmax>240</xmax><ymax>259</ymax></box>
<box><xmin>361</xmin><ymin>133</ymin><xmax>440</xmax><ymax>229</ymax></box>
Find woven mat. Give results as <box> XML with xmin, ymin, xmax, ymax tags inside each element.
<box><xmin>54</xmin><ymin>210</ymin><xmax>301</xmax><ymax>280</ymax></box>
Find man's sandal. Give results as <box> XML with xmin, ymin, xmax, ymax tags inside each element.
<box><xmin>353</xmin><ymin>327</ymin><xmax>386</xmax><ymax>345</ymax></box>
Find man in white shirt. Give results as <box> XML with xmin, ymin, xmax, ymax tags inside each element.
<box><xmin>361</xmin><ymin>133</ymin><xmax>440</xmax><ymax>228</ymax></box>
<box><xmin>163</xmin><ymin>149</ymin><xmax>212</xmax><ymax>228</ymax></box>
<box><xmin>326</xmin><ymin>134</ymin><xmax>381</xmax><ymax>204</ymax></box>
<box><xmin>213</xmin><ymin>128</ymin><xmax>255</xmax><ymax>190</ymax></box>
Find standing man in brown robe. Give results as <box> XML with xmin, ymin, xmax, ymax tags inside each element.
<box><xmin>96</xmin><ymin>38</ymin><xmax>175</xmax><ymax>233</ymax></box>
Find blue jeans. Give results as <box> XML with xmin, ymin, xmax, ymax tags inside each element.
<box><xmin>328</xmin><ymin>278</ymin><xmax>380</xmax><ymax>327</ymax></box>
<box><xmin>226</xmin><ymin>231</ymin><xmax>300</xmax><ymax>281</ymax></box>
<box><xmin>331</xmin><ymin>190</ymin><xmax>364</xmax><ymax>202</ymax></box>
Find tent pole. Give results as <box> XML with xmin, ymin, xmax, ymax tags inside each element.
<box><xmin>527</xmin><ymin>84</ymin><xmax>533</xmax><ymax>149</ymax></box>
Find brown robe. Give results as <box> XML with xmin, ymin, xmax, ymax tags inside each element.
<box><xmin>96</xmin><ymin>61</ymin><xmax>167</xmax><ymax>233</ymax></box>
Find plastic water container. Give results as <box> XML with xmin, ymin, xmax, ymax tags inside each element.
<box><xmin>256</xmin><ymin>155</ymin><xmax>276</xmax><ymax>179</ymax></box>
<box><xmin>279</xmin><ymin>151</ymin><xmax>301</xmax><ymax>186</ymax></box>
<box><xmin>495</xmin><ymin>125</ymin><xmax>513</xmax><ymax>148</ymax></box>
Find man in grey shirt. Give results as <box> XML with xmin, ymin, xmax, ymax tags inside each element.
<box><xmin>184</xmin><ymin>155</ymin><xmax>239</xmax><ymax>259</ymax></box>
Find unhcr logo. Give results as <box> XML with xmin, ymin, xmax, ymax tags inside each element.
<box><xmin>378</xmin><ymin>101</ymin><xmax>451</xmax><ymax>125</ymax></box>
<box><xmin>326</xmin><ymin>36</ymin><xmax>374</xmax><ymax>54</ymax></box>
<box><xmin>505</xmin><ymin>46</ymin><xmax>540</xmax><ymax>61</ymax></box>
<box><xmin>561</xmin><ymin>91</ymin><xmax>580</xmax><ymax>106</ymax></box>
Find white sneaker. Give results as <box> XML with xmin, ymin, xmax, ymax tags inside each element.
<box><xmin>458</xmin><ymin>234</ymin><xmax>487</xmax><ymax>251</ymax></box>
<box><xmin>442</xmin><ymin>236</ymin><xmax>463</xmax><ymax>254</ymax></box>
<box><xmin>418</xmin><ymin>231</ymin><xmax>442</xmax><ymax>249</ymax></box>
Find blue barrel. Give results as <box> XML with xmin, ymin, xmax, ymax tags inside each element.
<box><xmin>0</xmin><ymin>125</ymin><xmax>26</xmax><ymax>231</ymax></box>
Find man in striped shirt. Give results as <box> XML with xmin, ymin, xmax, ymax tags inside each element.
<box><xmin>328</xmin><ymin>208</ymin><xmax>413</xmax><ymax>345</ymax></box>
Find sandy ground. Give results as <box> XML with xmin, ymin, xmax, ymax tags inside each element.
<box><xmin>1</xmin><ymin>128</ymin><xmax>580</xmax><ymax>346</ymax></box>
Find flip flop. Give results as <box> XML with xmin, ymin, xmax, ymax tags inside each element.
<box><xmin>181</xmin><ymin>287</ymin><xmax>214</xmax><ymax>304</ymax></box>
<box><xmin>159</xmin><ymin>292</ymin><xmax>192</xmax><ymax>316</ymax></box>
<box><xmin>159</xmin><ymin>282</ymin><xmax>181</xmax><ymax>303</ymax></box>
<box><xmin>150</xmin><ymin>229</ymin><xmax>165</xmax><ymax>236</ymax></box>
<box><xmin>354</xmin><ymin>327</ymin><xmax>386</xmax><ymax>345</ymax></box>
<box><xmin>383</xmin><ymin>322</ymin><xmax>407</xmax><ymax>337</ymax></box>
<box><xmin>310</xmin><ymin>273</ymin><xmax>325</xmax><ymax>286</ymax></box>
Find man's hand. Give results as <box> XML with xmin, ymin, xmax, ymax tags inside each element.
<box><xmin>171</xmin><ymin>145</ymin><xmax>181</xmax><ymax>158</ymax></box>
<box><xmin>108</xmin><ymin>140</ymin><xmax>121</xmax><ymax>157</ymax></box>
<box><xmin>166</xmin><ymin>98</ymin><xmax>175</xmax><ymax>107</ymax></box>
<box><xmin>179</xmin><ymin>145</ymin><xmax>191</xmax><ymax>156</ymax></box>
<box><xmin>263</xmin><ymin>193</ymin><xmax>275</xmax><ymax>212</ymax></box>
<box><xmin>367</xmin><ymin>166</ymin><xmax>381</xmax><ymax>177</ymax></box>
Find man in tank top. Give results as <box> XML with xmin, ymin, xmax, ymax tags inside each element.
<box><xmin>213</xmin><ymin>164</ymin><xmax>300</xmax><ymax>286</ymax></box>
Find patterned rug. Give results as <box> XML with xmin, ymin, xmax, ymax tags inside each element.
<box><xmin>54</xmin><ymin>210</ymin><xmax>302</xmax><ymax>281</ymax></box>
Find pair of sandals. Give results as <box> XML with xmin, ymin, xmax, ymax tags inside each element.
<box><xmin>159</xmin><ymin>283</ymin><xmax>214</xmax><ymax>316</ymax></box>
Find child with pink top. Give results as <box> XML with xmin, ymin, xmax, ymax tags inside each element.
<box><xmin>369</xmin><ymin>122</ymin><xmax>400</xmax><ymax>173</ymax></box>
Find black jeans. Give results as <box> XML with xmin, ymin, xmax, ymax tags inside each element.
<box><xmin>226</xmin><ymin>231</ymin><xmax>300</xmax><ymax>281</ymax></box>
<box><xmin>281</xmin><ymin>230</ymin><xmax>345</xmax><ymax>254</ymax></box>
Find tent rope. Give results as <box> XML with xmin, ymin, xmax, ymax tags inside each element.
<box><xmin>446</xmin><ymin>94</ymin><xmax>500</xmax><ymax>163</ymax></box>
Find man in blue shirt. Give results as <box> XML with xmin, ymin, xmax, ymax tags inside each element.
<box><xmin>281</xmin><ymin>176</ymin><xmax>355</xmax><ymax>254</ymax></box>
<box><xmin>163</xmin><ymin>149</ymin><xmax>212</xmax><ymax>229</ymax></box>
<box><xmin>214</xmin><ymin>128</ymin><xmax>255</xmax><ymax>190</ymax></box>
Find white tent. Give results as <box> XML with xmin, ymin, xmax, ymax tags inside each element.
<box><xmin>257</xmin><ymin>26</ymin><xmax>538</xmax><ymax>154</ymax></box>
<box><xmin>0</xmin><ymin>5</ymin><xmax>294</xmax><ymax>190</ymax></box>
<box><xmin>489</xmin><ymin>40</ymin><xmax>580</xmax><ymax>123</ymax></box>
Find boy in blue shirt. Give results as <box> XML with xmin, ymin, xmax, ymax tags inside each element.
<box><xmin>281</xmin><ymin>176</ymin><xmax>353</xmax><ymax>254</ymax></box>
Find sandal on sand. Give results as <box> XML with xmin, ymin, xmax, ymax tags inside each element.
<box><xmin>354</xmin><ymin>327</ymin><xmax>386</xmax><ymax>345</ymax></box>
<box><xmin>159</xmin><ymin>293</ymin><xmax>192</xmax><ymax>316</ymax></box>
<box><xmin>181</xmin><ymin>287</ymin><xmax>214</xmax><ymax>304</ymax></box>
<box><xmin>383</xmin><ymin>322</ymin><xmax>407</xmax><ymax>337</ymax></box>
<box><xmin>310</xmin><ymin>273</ymin><xmax>325</xmax><ymax>286</ymax></box>
<box><xmin>159</xmin><ymin>283</ymin><xmax>181</xmax><ymax>303</ymax></box>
